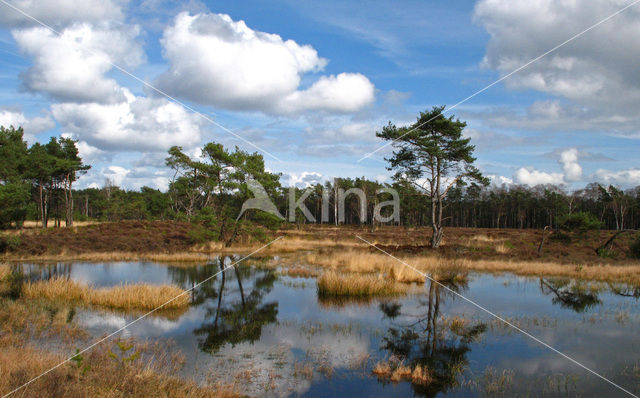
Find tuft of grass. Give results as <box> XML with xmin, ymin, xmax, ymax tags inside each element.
<box><xmin>372</xmin><ymin>361</ymin><xmax>391</xmax><ymax>376</ymax></box>
<box><xmin>23</xmin><ymin>277</ymin><xmax>189</xmax><ymax>310</ymax></box>
<box><xmin>372</xmin><ymin>360</ymin><xmax>433</xmax><ymax>386</ymax></box>
<box><xmin>411</xmin><ymin>364</ymin><xmax>433</xmax><ymax>385</ymax></box>
<box><xmin>317</xmin><ymin>271</ymin><xmax>407</xmax><ymax>297</ymax></box>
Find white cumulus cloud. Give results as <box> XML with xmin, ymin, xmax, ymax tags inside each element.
<box><xmin>514</xmin><ymin>167</ymin><xmax>564</xmax><ymax>186</ymax></box>
<box><xmin>473</xmin><ymin>0</ymin><xmax>640</xmax><ymax>137</ymax></box>
<box><xmin>155</xmin><ymin>12</ymin><xmax>375</xmax><ymax>114</ymax></box>
<box><xmin>0</xmin><ymin>109</ymin><xmax>54</xmax><ymax>142</ymax></box>
<box><xmin>52</xmin><ymin>90</ymin><xmax>205</xmax><ymax>152</ymax></box>
<box><xmin>594</xmin><ymin>168</ymin><xmax>640</xmax><ymax>187</ymax></box>
<box><xmin>558</xmin><ymin>148</ymin><xmax>582</xmax><ymax>182</ymax></box>
<box><xmin>0</xmin><ymin>0</ymin><xmax>126</xmax><ymax>28</ymax></box>
<box><xmin>12</xmin><ymin>23</ymin><xmax>144</xmax><ymax>104</ymax></box>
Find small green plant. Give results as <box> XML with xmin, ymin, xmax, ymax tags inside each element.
<box><xmin>70</xmin><ymin>349</ymin><xmax>91</xmax><ymax>375</ymax></box>
<box><xmin>597</xmin><ymin>248</ymin><xmax>616</xmax><ymax>259</ymax></box>
<box><xmin>109</xmin><ymin>341</ymin><xmax>140</xmax><ymax>366</ymax></box>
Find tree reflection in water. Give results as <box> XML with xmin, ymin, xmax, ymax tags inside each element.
<box><xmin>186</xmin><ymin>256</ymin><xmax>278</xmax><ymax>353</ymax></box>
<box><xmin>539</xmin><ymin>278</ymin><xmax>602</xmax><ymax>313</ymax></box>
<box><xmin>379</xmin><ymin>277</ymin><xmax>486</xmax><ymax>396</ymax></box>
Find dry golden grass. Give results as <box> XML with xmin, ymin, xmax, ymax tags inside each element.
<box><xmin>372</xmin><ymin>361</ymin><xmax>391</xmax><ymax>376</ymax></box>
<box><xmin>469</xmin><ymin>234</ymin><xmax>503</xmax><ymax>243</ymax></box>
<box><xmin>317</xmin><ymin>271</ymin><xmax>407</xmax><ymax>297</ymax></box>
<box><xmin>0</xmin><ymin>264</ymin><xmax>9</xmax><ymax>281</ymax></box>
<box><xmin>372</xmin><ymin>360</ymin><xmax>433</xmax><ymax>386</ymax></box>
<box><xmin>299</xmin><ymin>248</ymin><xmax>640</xmax><ymax>285</ymax></box>
<box><xmin>0</xmin><ymin>340</ymin><xmax>240</xmax><ymax>398</ymax></box>
<box><xmin>23</xmin><ymin>277</ymin><xmax>189</xmax><ymax>310</ymax></box>
<box><xmin>20</xmin><ymin>220</ymin><xmax>100</xmax><ymax>229</ymax></box>
<box><xmin>411</xmin><ymin>364</ymin><xmax>433</xmax><ymax>385</ymax></box>
<box><xmin>4</xmin><ymin>251</ymin><xmax>214</xmax><ymax>263</ymax></box>
<box><xmin>494</xmin><ymin>242</ymin><xmax>511</xmax><ymax>254</ymax></box>
<box><xmin>281</xmin><ymin>267</ymin><xmax>317</xmax><ymax>278</ymax></box>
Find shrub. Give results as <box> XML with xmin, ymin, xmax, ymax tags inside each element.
<box><xmin>629</xmin><ymin>236</ymin><xmax>640</xmax><ymax>259</ymax></box>
<box><xmin>557</xmin><ymin>212</ymin><xmax>601</xmax><ymax>236</ymax></box>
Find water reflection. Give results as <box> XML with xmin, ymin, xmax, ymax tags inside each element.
<box><xmin>379</xmin><ymin>278</ymin><xmax>486</xmax><ymax>396</ymax></box>
<box><xmin>10</xmin><ymin>260</ymin><xmax>640</xmax><ymax>397</ymax></box>
<box><xmin>193</xmin><ymin>258</ymin><xmax>278</xmax><ymax>353</ymax></box>
<box><xmin>539</xmin><ymin>278</ymin><xmax>602</xmax><ymax>313</ymax></box>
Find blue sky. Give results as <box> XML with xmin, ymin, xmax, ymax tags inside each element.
<box><xmin>0</xmin><ymin>0</ymin><xmax>639</xmax><ymax>190</ymax></box>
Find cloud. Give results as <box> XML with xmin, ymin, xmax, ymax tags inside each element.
<box><xmin>12</xmin><ymin>23</ymin><xmax>144</xmax><ymax>103</ymax></box>
<box><xmin>513</xmin><ymin>148</ymin><xmax>581</xmax><ymax>186</ymax></box>
<box><xmin>284</xmin><ymin>171</ymin><xmax>324</xmax><ymax>188</ymax></box>
<box><xmin>277</xmin><ymin>73</ymin><xmax>375</xmax><ymax>114</ymax></box>
<box><xmin>0</xmin><ymin>0</ymin><xmax>126</xmax><ymax>28</ymax></box>
<box><xmin>488</xmin><ymin>174</ymin><xmax>513</xmax><ymax>186</ymax></box>
<box><xmin>0</xmin><ymin>109</ymin><xmax>54</xmax><ymax>141</ymax></box>
<box><xmin>474</xmin><ymin>0</ymin><xmax>640</xmax><ymax>135</ymax></box>
<box><xmin>558</xmin><ymin>148</ymin><xmax>582</xmax><ymax>182</ymax></box>
<box><xmin>593</xmin><ymin>168</ymin><xmax>640</xmax><ymax>187</ymax></box>
<box><xmin>155</xmin><ymin>12</ymin><xmax>375</xmax><ymax>114</ymax></box>
<box><xmin>103</xmin><ymin>165</ymin><xmax>130</xmax><ymax>186</ymax></box>
<box><xmin>51</xmin><ymin>90</ymin><xmax>205</xmax><ymax>152</ymax></box>
<box><xmin>514</xmin><ymin>167</ymin><xmax>564</xmax><ymax>186</ymax></box>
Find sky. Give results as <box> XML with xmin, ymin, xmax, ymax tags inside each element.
<box><xmin>0</xmin><ymin>0</ymin><xmax>639</xmax><ymax>191</ymax></box>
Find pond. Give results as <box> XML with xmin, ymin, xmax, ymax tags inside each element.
<box><xmin>14</xmin><ymin>259</ymin><xmax>640</xmax><ymax>397</ymax></box>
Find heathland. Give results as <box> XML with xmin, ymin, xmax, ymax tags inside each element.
<box><xmin>2</xmin><ymin>221</ymin><xmax>640</xmax><ymax>397</ymax></box>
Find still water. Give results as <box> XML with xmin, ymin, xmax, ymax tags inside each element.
<box><xmin>16</xmin><ymin>259</ymin><xmax>640</xmax><ymax>397</ymax></box>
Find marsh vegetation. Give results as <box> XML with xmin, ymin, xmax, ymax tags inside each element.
<box><xmin>2</xmin><ymin>254</ymin><xmax>640</xmax><ymax>397</ymax></box>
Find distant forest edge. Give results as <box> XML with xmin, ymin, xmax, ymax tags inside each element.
<box><xmin>1</xmin><ymin>114</ymin><xmax>639</xmax><ymax>235</ymax></box>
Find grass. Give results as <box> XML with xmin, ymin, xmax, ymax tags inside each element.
<box><xmin>0</xmin><ymin>338</ymin><xmax>240</xmax><ymax>398</ymax></box>
<box><xmin>298</xmin><ymin>248</ymin><xmax>640</xmax><ymax>285</ymax></box>
<box><xmin>0</xmin><ymin>294</ymin><xmax>237</xmax><ymax>397</ymax></box>
<box><xmin>22</xmin><ymin>277</ymin><xmax>189</xmax><ymax>310</ymax></box>
<box><xmin>372</xmin><ymin>360</ymin><xmax>433</xmax><ymax>386</ymax></box>
<box><xmin>317</xmin><ymin>271</ymin><xmax>407</xmax><ymax>297</ymax></box>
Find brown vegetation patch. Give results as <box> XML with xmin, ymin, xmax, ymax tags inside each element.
<box><xmin>1</xmin><ymin>221</ymin><xmax>196</xmax><ymax>258</ymax></box>
<box><xmin>317</xmin><ymin>271</ymin><xmax>407</xmax><ymax>297</ymax></box>
<box><xmin>0</xmin><ymin>340</ymin><xmax>240</xmax><ymax>398</ymax></box>
<box><xmin>23</xmin><ymin>277</ymin><xmax>189</xmax><ymax>310</ymax></box>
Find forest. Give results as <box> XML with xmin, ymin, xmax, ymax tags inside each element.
<box><xmin>1</xmin><ymin>124</ymin><xmax>639</xmax><ymax>233</ymax></box>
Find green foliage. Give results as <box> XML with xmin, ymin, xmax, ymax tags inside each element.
<box><xmin>109</xmin><ymin>341</ymin><xmax>140</xmax><ymax>366</ymax></box>
<box><xmin>188</xmin><ymin>208</ymin><xmax>220</xmax><ymax>243</ymax></box>
<box><xmin>377</xmin><ymin>106</ymin><xmax>486</xmax><ymax>247</ymax></box>
<box><xmin>166</xmin><ymin>142</ymin><xmax>281</xmax><ymax>245</ymax></box>
<box><xmin>557</xmin><ymin>212</ymin><xmax>601</xmax><ymax>236</ymax></box>
<box><xmin>0</xmin><ymin>270</ymin><xmax>23</xmax><ymax>299</ymax></box>
<box><xmin>0</xmin><ymin>182</ymin><xmax>30</xmax><ymax>228</ymax></box>
<box><xmin>71</xmin><ymin>349</ymin><xmax>91</xmax><ymax>375</ymax></box>
<box><xmin>629</xmin><ymin>236</ymin><xmax>640</xmax><ymax>259</ymax></box>
<box><xmin>598</xmin><ymin>248</ymin><xmax>617</xmax><ymax>259</ymax></box>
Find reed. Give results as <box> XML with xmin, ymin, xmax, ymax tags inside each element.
<box><xmin>22</xmin><ymin>277</ymin><xmax>189</xmax><ymax>310</ymax></box>
<box><xmin>301</xmin><ymin>248</ymin><xmax>640</xmax><ymax>285</ymax></box>
<box><xmin>317</xmin><ymin>271</ymin><xmax>407</xmax><ymax>297</ymax></box>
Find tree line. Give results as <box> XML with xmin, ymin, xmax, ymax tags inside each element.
<box><xmin>1</xmin><ymin>107</ymin><xmax>639</xmax><ymax>238</ymax></box>
<box><xmin>0</xmin><ymin>126</ymin><xmax>89</xmax><ymax>228</ymax></box>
